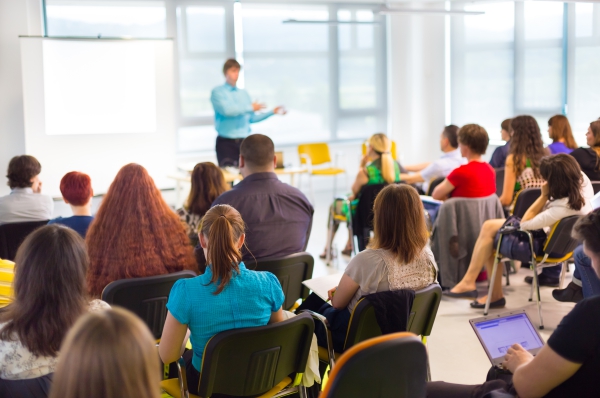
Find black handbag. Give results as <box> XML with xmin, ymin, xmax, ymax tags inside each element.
<box><xmin>493</xmin><ymin>216</ymin><xmax>547</xmax><ymax>263</ymax></box>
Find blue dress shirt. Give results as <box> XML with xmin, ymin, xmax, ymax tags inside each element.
<box><xmin>210</xmin><ymin>83</ymin><xmax>274</xmax><ymax>139</ymax></box>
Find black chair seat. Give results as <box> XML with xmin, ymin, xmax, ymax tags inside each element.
<box><xmin>0</xmin><ymin>220</ymin><xmax>49</xmax><ymax>261</ymax></box>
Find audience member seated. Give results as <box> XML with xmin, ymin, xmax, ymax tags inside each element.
<box><xmin>547</xmin><ymin>114</ymin><xmax>577</xmax><ymax>154</ymax></box>
<box><xmin>49</xmin><ymin>308</ymin><xmax>160</xmax><ymax>398</ymax></box>
<box><xmin>445</xmin><ymin>154</ymin><xmax>594</xmax><ymax>308</ymax></box>
<box><xmin>176</xmin><ymin>162</ymin><xmax>229</xmax><ymax>246</ymax></box>
<box><xmin>212</xmin><ymin>134</ymin><xmax>313</xmax><ymax>262</ymax></box>
<box><xmin>428</xmin><ymin>210</ymin><xmax>600</xmax><ymax>398</ymax></box>
<box><xmin>401</xmin><ymin>125</ymin><xmax>465</xmax><ymax>194</ymax></box>
<box><xmin>86</xmin><ymin>164</ymin><xmax>197</xmax><ymax>297</ymax></box>
<box><xmin>432</xmin><ymin>124</ymin><xmax>495</xmax><ymax>200</ymax></box>
<box><xmin>495</xmin><ymin>115</ymin><xmax>547</xmax><ymax>208</ymax></box>
<box><xmin>159</xmin><ymin>204</ymin><xmax>285</xmax><ymax>395</ymax></box>
<box><xmin>47</xmin><ymin>171</ymin><xmax>94</xmax><ymax>238</ymax></box>
<box><xmin>0</xmin><ymin>225</ymin><xmax>110</xmax><ymax>381</ymax></box>
<box><xmin>298</xmin><ymin>184</ymin><xmax>436</xmax><ymax>353</ymax></box>
<box><xmin>552</xmin><ymin>243</ymin><xmax>600</xmax><ymax>303</ymax></box>
<box><xmin>0</xmin><ymin>155</ymin><xmax>53</xmax><ymax>224</ymax></box>
<box><xmin>571</xmin><ymin>120</ymin><xmax>600</xmax><ymax>181</ymax></box>
<box><xmin>488</xmin><ymin>118</ymin><xmax>512</xmax><ymax>168</ymax></box>
<box><xmin>322</xmin><ymin>133</ymin><xmax>402</xmax><ymax>258</ymax></box>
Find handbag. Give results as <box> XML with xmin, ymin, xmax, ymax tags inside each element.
<box><xmin>493</xmin><ymin>215</ymin><xmax>547</xmax><ymax>263</ymax></box>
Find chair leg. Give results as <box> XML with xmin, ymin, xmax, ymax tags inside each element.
<box><xmin>505</xmin><ymin>262</ymin><xmax>510</xmax><ymax>286</ymax></box>
<box><xmin>528</xmin><ymin>272</ymin><xmax>535</xmax><ymax>302</ymax></box>
<box><xmin>559</xmin><ymin>262</ymin><xmax>567</xmax><ymax>289</ymax></box>
<box><xmin>325</xmin><ymin>208</ymin><xmax>335</xmax><ymax>266</ymax></box>
<box><xmin>333</xmin><ymin>175</ymin><xmax>338</xmax><ymax>199</ymax></box>
<box><xmin>532</xmin><ymin>264</ymin><xmax>544</xmax><ymax>330</ymax></box>
<box><xmin>298</xmin><ymin>384</ymin><xmax>308</xmax><ymax>398</ymax></box>
<box><xmin>309</xmin><ymin>175</ymin><xmax>315</xmax><ymax>204</ymax></box>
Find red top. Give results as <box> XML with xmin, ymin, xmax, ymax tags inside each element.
<box><xmin>446</xmin><ymin>161</ymin><xmax>496</xmax><ymax>198</ymax></box>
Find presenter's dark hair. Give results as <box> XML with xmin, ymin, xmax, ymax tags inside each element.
<box><xmin>442</xmin><ymin>125</ymin><xmax>459</xmax><ymax>148</ymax></box>
<box><xmin>240</xmin><ymin>134</ymin><xmax>275</xmax><ymax>168</ymax></box>
<box><xmin>6</xmin><ymin>155</ymin><xmax>41</xmax><ymax>189</ymax></box>
<box><xmin>223</xmin><ymin>59</ymin><xmax>241</xmax><ymax>74</ymax></box>
<box><xmin>458</xmin><ymin>124</ymin><xmax>489</xmax><ymax>155</ymax></box>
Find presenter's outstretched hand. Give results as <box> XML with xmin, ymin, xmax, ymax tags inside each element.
<box><xmin>252</xmin><ymin>102</ymin><xmax>266</xmax><ymax>112</ymax></box>
<box><xmin>274</xmin><ymin>106</ymin><xmax>287</xmax><ymax>115</ymax></box>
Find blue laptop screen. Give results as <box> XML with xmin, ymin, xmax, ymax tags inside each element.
<box><xmin>474</xmin><ymin>313</ymin><xmax>543</xmax><ymax>359</ymax></box>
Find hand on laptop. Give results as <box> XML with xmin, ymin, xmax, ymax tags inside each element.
<box><xmin>502</xmin><ymin>343</ymin><xmax>534</xmax><ymax>373</ymax></box>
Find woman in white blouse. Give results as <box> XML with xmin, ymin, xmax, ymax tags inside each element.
<box><xmin>447</xmin><ymin>154</ymin><xmax>594</xmax><ymax>308</ymax></box>
<box><xmin>0</xmin><ymin>225</ymin><xmax>109</xmax><ymax>382</ymax></box>
<box><xmin>299</xmin><ymin>184</ymin><xmax>437</xmax><ymax>352</ymax></box>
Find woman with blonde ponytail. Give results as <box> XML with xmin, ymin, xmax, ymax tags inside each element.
<box><xmin>159</xmin><ymin>204</ymin><xmax>285</xmax><ymax>395</ymax></box>
<box><xmin>320</xmin><ymin>133</ymin><xmax>403</xmax><ymax>258</ymax></box>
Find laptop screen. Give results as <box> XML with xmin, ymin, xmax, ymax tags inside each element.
<box><xmin>474</xmin><ymin>313</ymin><xmax>544</xmax><ymax>360</ymax></box>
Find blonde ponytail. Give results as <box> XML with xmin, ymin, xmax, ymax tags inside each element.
<box><xmin>369</xmin><ymin>133</ymin><xmax>396</xmax><ymax>184</ymax></box>
<box><xmin>200</xmin><ymin>205</ymin><xmax>245</xmax><ymax>295</ymax></box>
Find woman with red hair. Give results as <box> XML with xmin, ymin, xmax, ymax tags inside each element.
<box><xmin>48</xmin><ymin>171</ymin><xmax>94</xmax><ymax>237</ymax></box>
<box><xmin>86</xmin><ymin>164</ymin><xmax>197</xmax><ymax>297</ymax></box>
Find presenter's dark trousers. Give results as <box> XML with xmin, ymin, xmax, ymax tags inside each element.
<box><xmin>216</xmin><ymin>136</ymin><xmax>243</xmax><ymax>167</ymax></box>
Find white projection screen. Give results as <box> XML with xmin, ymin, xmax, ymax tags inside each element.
<box><xmin>20</xmin><ymin>38</ymin><xmax>175</xmax><ymax>197</ymax></box>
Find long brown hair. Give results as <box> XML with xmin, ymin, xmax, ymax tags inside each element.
<box><xmin>200</xmin><ymin>204</ymin><xmax>245</xmax><ymax>295</ymax></box>
<box><xmin>186</xmin><ymin>162</ymin><xmax>229</xmax><ymax>216</ymax></box>
<box><xmin>509</xmin><ymin>115</ymin><xmax>546</xmax><ymax>178</ymax></box>
<box><xmin>369</xmin><ymin>133</ymin><xmax>396</xmax><ymax>184</ymax></box>
<box><xmin>49</xmin><ymin>308</ymin><xmax>160</xmax><ymax>398</ymax></box>
<box><xmin>588</xmin><ymin>120</ymin><xmax>600</xmax><ymax>171</ymax></box>
<box><xmin>0</xmin><ymin>225</ymin><xmax>88</xmax><ymax>357</ymax></box>
<box><xmin>540</xmin><ymin>154</ymin><xmax>585</xmax><ymax>211</ymax></box>
<box><xmin>368</xmin><ymin>184</ymin><xmax>429</xmax><ymax>264</ymax></box>
<box><xmin>86</xmin><ymin>164</ymin><xmax>197</xmax><ymax>297</ymax></box>
<box><xmin>548</xmin><ymin>115</ymin><xmax>577</xmax><ymax>149</ymax></box>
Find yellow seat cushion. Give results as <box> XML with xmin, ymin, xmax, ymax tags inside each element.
<box><xmin>318</xmin><ymin>346</ymin><xmax>341</xmax><ymax>362</ymax></box>
<box><xmin>311</xmin><ymin>168</ymin><xmax>345</xmax><ymax>176</ymax></box>
<box><xmin>160</xmin><ymin>376</ymin><xmax>293</xmax><ymax>398</ymax></box>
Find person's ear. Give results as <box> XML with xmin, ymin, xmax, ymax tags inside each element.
<box><xmin>199</xmin><ymin>233</ymin><xmax>208</xmax><ymax>249</ymax></box>
<box><xmin>238</xmin><ymin>233</ymin><xmax>245</xmax><ymax>249</ymax></box>
<box><xmin>239</xmin><ymin>155</ymin><xmax>245</xmax><ymax>168</ymax></box>
<box><xmin>273</xmin><ymin>156</ymin><xmax>277</xmax><ymax>168</ymax></box>
<box><xmin>63</xmin><ymin>198</ymin><xmax>69</xmax><ymax>204</ymax></box>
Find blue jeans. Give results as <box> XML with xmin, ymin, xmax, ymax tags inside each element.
<box><xmin>573</xmin><ymin>245</ymin><xmax>600</xmax><ymax>298</ymax></box>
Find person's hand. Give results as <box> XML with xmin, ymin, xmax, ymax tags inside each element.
<box><xmin>31</xmin><ymin>176</ymin><xmax>42</xmax><ymax>193</ymax></box>
<box><xmin>327</xmin><ymin>287</ymin><xmax>337</xmax><ymax>302</ymax></box>
<box><xmin>541</xmin><ymin>182</ymin><xmax>549</xmax><ymax>198</ymax></box>
<box><xmin>273</xmin><ymin>106</ymin><xmax>287</xmax><ymax>115</ymax></box>
<box><xmin>347</xmin><ymin>194</ymin><xmax>355</xmax><ymax>201</ymax></box>
<box><xmin>502</xmin><ymin>343</ymin><xmax>534</xmax><ymax>373</ymax></box>
<box><xmin>252</xmin><ymin>102</ymin><xmax>266</xmax><ymax>112</ymax></box>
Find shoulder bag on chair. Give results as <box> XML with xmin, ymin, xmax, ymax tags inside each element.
<box><xmin>492</xmin><ymin>216</ymin><xmax>547</xmax><ymax>263</ymax></box>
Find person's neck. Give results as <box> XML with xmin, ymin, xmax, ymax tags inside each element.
<box><xmin>226</xmin><ymin>80</ymin><xmax>237</xmax><ymax>87</ymax></box>
<box><xmin>442</xmin><ymin>146</ymin><xmax>457</xmax><ymax>154</ymax></box>
<box><xmin>556</xmin><ymin>138</ymin><xmax>566</xmax><ymax>144</ymax></box>
<box><xmin>466</xmin><ymin>154</ymin><xmax>483</xmax><ymax>162</ymax></box>
<box><xmin>70</xmin><ymin>204</ymin><xmax>92</xmax><ymax>216</ymax></box>
<box><xmin>240</xmin><ymin>167</ymin><xmax>274</xmax><ymax>179</ymax></box>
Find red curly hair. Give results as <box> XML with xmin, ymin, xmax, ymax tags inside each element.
<box><xmin>86</xmin><ymin>164</ymin><xmax>197</xmax><ymax>297</ymax></box>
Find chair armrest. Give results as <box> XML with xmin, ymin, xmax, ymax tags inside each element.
<box><xmin>297</xmin><ymin>310</ymin><xmax>336</xmax><ymax>370</ymax></box>
<box><xmin>175</xmin><ymin>356</ymin><xmax>189</xmax><ymax>398</ymax></box>
<box><xmin>499</xmin><ymin>225</ymin><xmax>519</xmax><ymax>235</ymax></box>
<box><xmin>299</xmin><ymin>154</ymin><xmax>313</xmax><ymax>173</ymax></box>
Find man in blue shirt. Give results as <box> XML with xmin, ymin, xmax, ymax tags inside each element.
<box><xmin>211</xmin><ymin>59</ymin><xmax>285</xmax><ymax>167</ymax></box>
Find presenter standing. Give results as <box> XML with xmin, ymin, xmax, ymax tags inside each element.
<box><xmin>211</xmin><ymin>59</ymin><xmax>285</xmax><ymax>168</ymax></box>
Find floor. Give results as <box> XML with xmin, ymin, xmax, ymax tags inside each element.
<box><xmin>52</xmin><ymin>184</ymin><xmax>576</xmax><ymax>387</ymax></box>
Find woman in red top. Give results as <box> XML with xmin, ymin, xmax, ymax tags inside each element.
<box><xmin>432</xmin><ymin>124</ymin><xmax>495</xmax><ymax>200</ymax></box>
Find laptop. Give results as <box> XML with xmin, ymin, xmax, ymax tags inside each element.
<box><xmin>275</xmin><ymin>151</ymin><xmax>284</xmax><ymax>169</ymax></box>
<box><xmin>470</xmin><ymin>310</ymin><xmax>545</xmax><ymax>369</ymax></box>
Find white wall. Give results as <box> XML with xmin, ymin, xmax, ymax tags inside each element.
<box><xmin>387</xmin><ymin>3</ymin><xmax>447</xmax><ymax>166</ymax></box>
<box><xmin>0</xmin><ymin>0</ymin><xmax>42</xmax><ymax>196</ymax></box>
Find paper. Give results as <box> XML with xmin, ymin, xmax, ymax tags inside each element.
<box><xmin>302</xmin><ymin>273</ymin><xmax>344</xmax><ymax>302</ymax></box>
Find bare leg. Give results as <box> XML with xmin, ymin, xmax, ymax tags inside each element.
<box><xmin>450</xmin><ymin>219</ymin><xmax>505</xmax><ymax>293</ymax></box>
<box><xmin>474</xmin><ymin>252</ymin><xmax>505</xmax><ymax>304</ymax></box>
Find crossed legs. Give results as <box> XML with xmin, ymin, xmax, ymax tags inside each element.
<box><xmin>449</xmin><ymin>219</ymin><xmax>506</xmax><ymax>304</ymax></box>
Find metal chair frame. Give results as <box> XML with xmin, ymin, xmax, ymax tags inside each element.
<box><xmin>325</xmin><ymin>196</ymin><xmax>355</xmax><ymax>265</ymax></box>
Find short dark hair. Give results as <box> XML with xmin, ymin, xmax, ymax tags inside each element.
<box><xmin>6</xmin><ymin>155</ymin><xmax>41</xmax><ymax>189</ymax></box>
<box><xmin>573</xmin><ymin>210</ymin><xmax>600</xmax><ymax>256</ymax></box>
<box><xmin>240</xmin><ymin>134</ymin><xmax>274</xmax><ymax>168</ymax></box>
<box><xmin>457</xmin><ymin>124</ymin><xmax>489</xmax><ymax>155</ymax></box>
<box><xmin>540</xmin><ymin>154</ymin><xmax>584</xmax><ymax>211</ymax></box>
<box><xmin>501</xmin><ymin>118</ymin><xmax>512</xmax><ymax>132</ymax></box>
<box><xmin>223</xmin><ymin>59</ymin><xmax>241</xmax><ymax>75</ymax></box>
<box><xmin>442</xmin><ymin>125</ymin><xmax>459</xmax><ymax>148</ymax></box>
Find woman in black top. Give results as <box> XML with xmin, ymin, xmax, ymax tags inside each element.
<box><xmin>571</xmin><ymin>120</ymin><xmax>600</xmax><ymax>181</ymax></box>
<box><xmin>426</xmin><ymin>210</ymin><xmax>600</xmax><ymax>398</ymax></box>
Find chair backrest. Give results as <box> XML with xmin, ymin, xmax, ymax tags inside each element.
<box><xmin>321</xmin><ymin>333</ymin><xmax>427</xmax><ymax>398</ymax></box>
<box><xmin>591</xmin><ymin>181</ymin><xmax>600</xmax><ymax>195</ymax></box>
<box><xmin>198</xmin><ymin>313</ymin><xmax>314</xmax><ymax>397</ymax></box>
<box><xmin>245</xmin><ymin>252</ymin><xmax>314</xmax><ymax>310</ymax></box>
<box><xmin>0</xmin><ymin>373</ymin><xmax>53</xmax><ymax>398</ymax></box>
<box><xmin>101</xmin><ymin>270</ymin><xmax>197</xmax><ymax>339</ymax></box>
<box><xmin>427</xmin><ymin>177</ymin><xmax>445</xmax><ymax>196</ymax></box>
<box><xmin>495</xmin><ymin>168</ymin><xmax>505</xmax><ymax>197</ymax></box>
<box><xmin>0</xmin><ymin>220</ymin><xmax>49</xmax><ymax>261</ymax></box>
<box><xmin>352</xmin><ymin>183</ymin><xmax>388</xmax><ymax>251</ymax></box>
<box><xmin>298</xmin><ymin>143</ymin><xmax>332</xmax><ymax>166</ymax></box>
<box><xmin>361</xmin><ymin>141</ymin><xmax>398</xmax><ymax>160</ymax></box>
<box><xmin>344</xmin><ymin>284</ymin><xmax>442</xmax><ymax>350</ymax></box>
<box><xmin>511</xmin><ymin>188</ymin><xmax>541</xmax><ymax>218</ymax></box>
<box><xmin>543</xmin><ymin>216</ymin><xmax>581</xmax><ymax>258</ymax></box>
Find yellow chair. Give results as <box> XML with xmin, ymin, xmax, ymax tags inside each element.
<box><xmin>298</xmin><ymin>143</ymin><xmax>346</xmax><ymax>201</ymax></box>
<box><xmin>0</xmin><ymin>259</ymin><xmax>14</xmax><ymax>308</ymax></box>
<box><xmin>361</xmin><ymin>140</ymin><xmax>398</xmax><ymax>160</ymax></box>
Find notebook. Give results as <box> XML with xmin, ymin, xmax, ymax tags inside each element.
<box><xmin>302</xmin><ymin>273</ymin><xmax>344</xmax><ymax>302</ymax></box>
<box><xmin>470</xmin><ymin>310</ymin><xmax>545</xmax><ymax>368</ymax></box>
